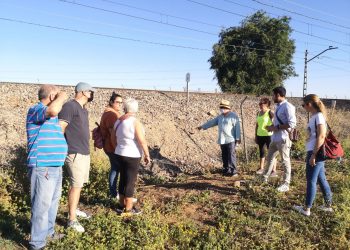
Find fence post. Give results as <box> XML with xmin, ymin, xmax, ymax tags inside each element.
<box><xmin>240</xmin><ymin>96</ymin><xmax>249</xmax><ymax>163</ymax></box>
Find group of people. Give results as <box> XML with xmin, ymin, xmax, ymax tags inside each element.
<box><xmin>26</xmin><ymin>83</ymin><xmax>333</xmax><ymax>249</ymax></box>
<box><xmin>26</xmin><ymin>83</ymin><xmax>149</xmax><ymax>249</ymax></box>
<box><xmin>198</xmin><ymin>86</ymin><xmax>333</xmax><ymax>214</ymax></box>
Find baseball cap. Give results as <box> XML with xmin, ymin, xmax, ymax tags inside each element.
<box><xmin>75</xmin><ymin>82</ymin><xmax>96</xmax><ymax>93</ymax></box>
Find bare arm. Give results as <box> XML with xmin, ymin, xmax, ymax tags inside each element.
<box><xmin>46</xmin><ymin>91</ymin><xmax>68</xmax><ymax>117</ymax></box>
<box><xmin>59</xmin><ymin>120</ymin><xmax>68</xmax><ymax>133</ymax></box>
<box><xmin>310</xmin><ymin>123</ymin><xmax>326</xmax><ymax>166</ymax></box>
<box><xmin>135</xmin><ymin>120</ymin><xmax>150</xmax><ymax>165</ymax></box>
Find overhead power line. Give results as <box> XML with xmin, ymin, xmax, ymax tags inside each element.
<box><xmin>186</xmin><ymin>0</ymin><xmax>246</xmax><ymax>18</ymax></box>
<box><xmin>279</xmin><ymin>0</ymin><xmax>350</xmax><ymax>23</ymax></box>
<box><xmin>97</xmin><ymin>0</ymin><xmax>223</xmax><ymax>28</ymax></box>
<box><xmin>187</xmin><ymin>0</ymin><xmax>350</xmax><ymax>47</ymax></box>
<box><xmin>57</xmin><ymin>0</ymin><xmax>283</xmax><ymax>50</ymax></box>
<box><xmin>251</xmin><ymin>0</ymin><xmax>350</xmax><ymax>30</ymax></box>
<box><xmin>57</xmin><ymin>0</ymin><xmax>217</xmax><ymax>36</ymax></box>
<box><xmin>0</xmin><ymin>17</ymin><xmax>210</xmax><ymax>51</ymax></box>
<box><xmin>313</xmin><ymin>61</ymin><xmax>350</xmax><ymax>73</ymax></box>
<box><xmin>223</xmin><ymin>0</ymin><xmax>349</xmax><ymax>35</ymax></box>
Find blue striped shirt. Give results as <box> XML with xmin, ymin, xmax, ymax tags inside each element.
<box><xmin>26</xmin><ymin>102</ymin><xmax>68</xmax><ymax>167</ymax></box>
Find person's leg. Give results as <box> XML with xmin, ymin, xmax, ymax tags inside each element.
<box><xmin>68</xmin><ymin>187</ymin><xmax>81</xmax><ymax>221</ymax></box>
<box><xmin>305</xmin><ymin>152</ymin><xmax>323</xmax><ymax>209</ymax></box>
<box><xmin>263</xmin><ymin>141</ymin><xmax>279</xmax><ymax>179</ymax></box>
<box><xmin>123</xmin><ymin>156</ymin><xmax>141</xmax><ymax>211</ymax></box>
<box><xmin>317</xmin><ymin>162</ymin><xmax>332</xmax><ymax>206</ymax></box>
<box><xmin>29</xmin><ymin>167</ymin><xmax>57</xmax><ymax>249</ymax></box>
<box><xmin>107</xmin><ymin>153</ymin><xmax>119</xmax><ymax>198</ymax></box>
<box><xmin>278</xmin><ymin>139</ymin><xmax>292</xmax><ymax>185</ymax></box>
<box><xmin>228</xmin><ymin>142</ymin><xmax>237</xmax><ymax>174</ymax></box>
<box><xmin>65</xmin><ymin>154</ymin><xmax>85</xmax><ymax>222</ymax></box>
<box><xmin>257</xmin><ymin>136</ymin><xmax>265</xmax><ymax>171</ymax></box>
<box><xmin>116</xmin><ymin>155</ymin><xmax>126</xmax><ymax>208</ymax></box>
<box><xmin>265</xmin><ymin>136</ymin><xmax>277</xmax><ymax>173</ymax></box>
<box><xmin>47</xmin><ymin>167</ymin><xmax>63</xmax><ymax>238</ymax></box>
<box><xmin>220</xmin><ymin>144</ymin><xmax>229</xmax><ymax>174</ymax></box>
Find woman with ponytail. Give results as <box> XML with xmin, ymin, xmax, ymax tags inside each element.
<box><xmin>293</xmin><ymin>94</ymin><xmax>333</xmax><ymax>216</ymax></box>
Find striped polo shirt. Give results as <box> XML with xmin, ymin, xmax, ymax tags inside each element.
<box><xmin>26</xmin><ymin>102</ymin><xmax>68</xmax><ymax>167</ymax></box>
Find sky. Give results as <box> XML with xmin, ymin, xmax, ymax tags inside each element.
<box><xmin>1</xmin><ymin>0</ymin><xmax>350</xmax><ymax>98</ymax></box>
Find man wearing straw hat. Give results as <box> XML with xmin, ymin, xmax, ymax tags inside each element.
<box><xmin>197</xmin><ymin>99</ymin><xmax>241</xmax><ymax>176</ymax></box>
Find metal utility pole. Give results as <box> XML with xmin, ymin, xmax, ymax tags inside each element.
<box><xmin>303</xmin><ymin>46</ymin><xmax>338</xmax><ymax>97</ymax></box>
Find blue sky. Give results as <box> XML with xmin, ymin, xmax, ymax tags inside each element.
<box><xmin>1</xmin><ymin>0</ymin><xmax>349</xmax><ymax>98</ymax></box>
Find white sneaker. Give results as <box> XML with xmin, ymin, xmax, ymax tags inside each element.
<box><xmin>76</xmin><ymin>209</ymin><xmax>91</xmax><ymax>219</ymax></box>
<box><xmin>256</xmin><ymin>169</ymin><xmax>264</xmax><ymax>175</ymax></box>
<box><xmin>67</xmin><ymin>220</ymin><xmax>85</xmax><ymax>233</ymax></box>
<box><xmin>293</xmin><ymin>205</ymin><xmax>310</xmax><ymax>216</ymax></box>
<box><xmin>277</xmin><ymin>183</ymin><xmax>289</xmax><ymax>192</ymax></box>
<box><xmin>318</xmin><ymin>205</ymin><xmax>334</xmax><ymax>213</ymax></box>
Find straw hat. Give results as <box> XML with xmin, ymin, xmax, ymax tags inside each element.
<box><xmin>219</xmin><ymin>99</ymin><xmax>231</xmax><ymax>109</ymax></box>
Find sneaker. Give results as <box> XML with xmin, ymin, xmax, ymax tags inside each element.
<box><xmin>67</xmin><ymin>220</ymin><xmax>85</xmax><ymax>233</ymax></box>
<box><xmin>256</xmin><ymin>169</ymin><xmax>264</xmax><ymax>175</ymax></box>
<box><xmin>293</xmin><ymin>205</ymin><xmax>311</xmax><ymax>216</ymax></box>
<box><xmin>270</xmin><ymin>171</ymin><xmax>278</xmax><ymax>178</ymax></box>
<box><xmin>120</xmin><ymin>207</ymin><xmax>142</xmax><ymax>217</ymax></box>
<box><xmin>318</xmin><ymin>205</ymin><xmax>334</xmax><ymax>213</ymax></box>
<box><xmin>261</xmin><ymin>175</ymin><xmax>268</xmax><ymax>183</ymax></box>
<box><xmin>277</xmin><ymin>183</ymin><xmax>289</xmax><ymax>192</ymax></box>
<box><xmin>116</xmin><ymin>204</ymin><xmax>124</xmax><ymax>214</ymax></box>
<box><xmin>76</xmin><ymin>209</ymin><xmax>91</xmax><ymax>219</ymax></box>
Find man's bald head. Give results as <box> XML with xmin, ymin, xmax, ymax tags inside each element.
<box><xmin>38</xmin><ymin>84</ymin><xmax>58</xmax><ymax>101</ymax></box>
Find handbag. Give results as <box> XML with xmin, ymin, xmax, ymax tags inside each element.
<box><xmin>315</xmin><ymin>120</ymin><xmax>344</xmax><ymax>160</ymax></box>
<box><xmin>275</xmin><ymin>108</ymin><xmax>299</xmax><ymax>142</ymax></box>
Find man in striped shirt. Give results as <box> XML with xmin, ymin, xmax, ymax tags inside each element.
<box><xmin>26</xmin><ymin>84</ymin><xmax>67</xmax><ymax>250</ymax></box>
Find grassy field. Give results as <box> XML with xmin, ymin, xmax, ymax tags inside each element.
<box><xmin>1</xmin><ymin>145</ymin><xmax>350</xmax><ymax>249</ymax></box>
<box><xmin>1</xmin><ymin>109</ymin><xmax>350</xmax><ymax>249</ymax></box>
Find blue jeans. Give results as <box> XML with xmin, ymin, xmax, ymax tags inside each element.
<box><xmin>29</xmin><ymin>167</ymin><xmax>62</xmax><ymax>249</ymax></box>
<box><xmin>305</xmin><ymin>151</ymin><xmax>332</xmax><ymax>208</ymax></box>
<box><xmin>107</xmin><ymin>153</ymin><xmax>120</xmax><ymax>198</ymax></box>
<box><xmin>220</xmin><ymin>142</ymin><xmax>237</xmax><ymax>174</ymax></box>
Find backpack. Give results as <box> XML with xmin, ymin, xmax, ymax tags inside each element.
<box><xmin>92</xmin><ymin>122</ymin><xmax>104</xmax><ymax>150</ymax></box>
<box><xmin>315</xmin><ymin>121</ymin><xmax>344</xmax><ymax>160</ymax></box>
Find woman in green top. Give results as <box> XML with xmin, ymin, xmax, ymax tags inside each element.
<box><xmin>255</xmin><ymin>98</ymin><xmax>277</xmax><ymax>176</ymax></box>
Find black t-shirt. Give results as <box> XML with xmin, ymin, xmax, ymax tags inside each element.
<box><xmin>58</xmin><ymin>100</ymin><xmax>90</xmax><ymax>155</ymax></box>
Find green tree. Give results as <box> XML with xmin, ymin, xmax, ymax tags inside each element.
<box><xmin>209</xmin><ymin>11</ymin><xmax>296</xmax><ymax>95</ymax></box>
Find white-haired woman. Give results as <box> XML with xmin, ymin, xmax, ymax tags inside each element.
<box><xmin>114</xmin><ymin>98</ymin><xmax>150</xmax><ymax>216</ymax></box>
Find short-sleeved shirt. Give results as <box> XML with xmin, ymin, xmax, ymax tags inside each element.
<box><xmin>306</xmin><ymin>112</ymin><xmax>326</xmax><ymax>152</ymax></box>
<box><xmin>58</xmin><ymin>100</ymin><xmax>90</xmax><ymax>155</ymax></box>
<box><xmin>256</xmin><ymin>110</ymin><xmax>273</xmax><ymax>137</ymax></box>
<box><xmin>272</xmin><ymin>100</ymin><xmax>296</xmax><ymax>142</ymax></box>
<box><xmin>100</xmin><ymin>108</ymin><xmax>120</xmax><ymax>153</ymax></box>
<box><xmin>26</xmin><ymin>102</ymin><xmax>68</xmax><ymax>167</ymax></box>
